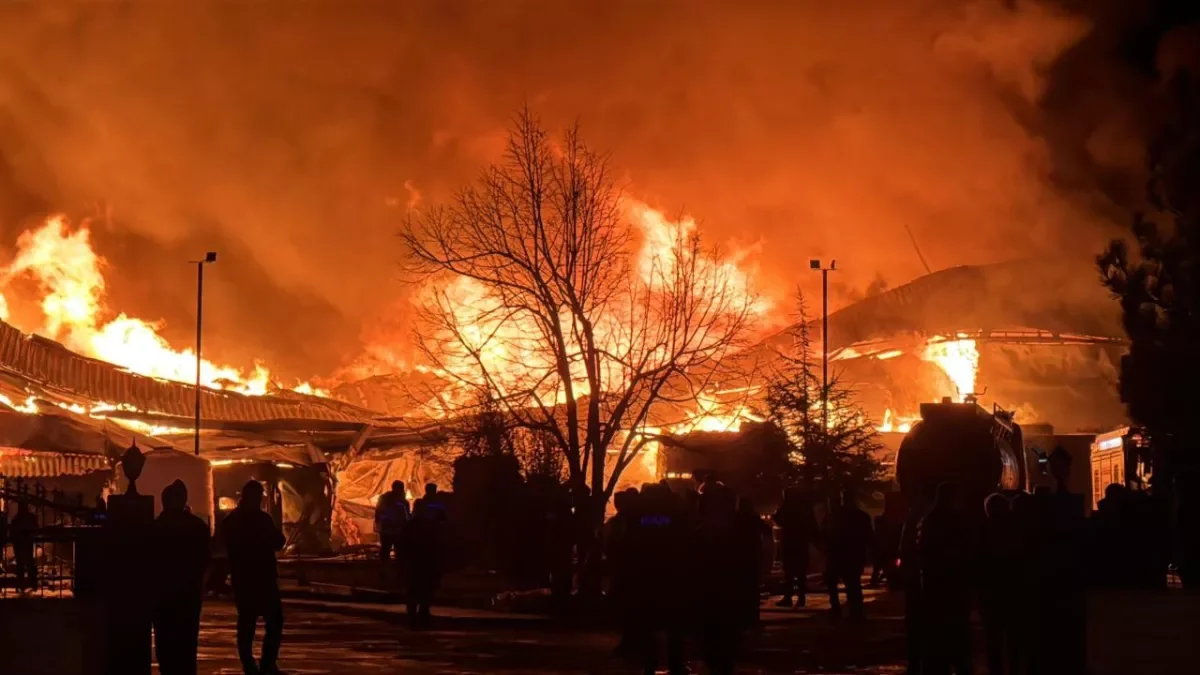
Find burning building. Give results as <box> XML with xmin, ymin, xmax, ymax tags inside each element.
<box><xmin>0</xmin><ymin>202</ymin><xmax>1132</xmax><ymax>547</ymax></box>
<box><xmin>740</xmin><ymin>258</ymin><xmax>1127</xmax><ymax>433</ymax></box>
<box><xmin>0</xmin><ymin>312</ymin><xmax>456</xmax><ymax>551</ymax></box>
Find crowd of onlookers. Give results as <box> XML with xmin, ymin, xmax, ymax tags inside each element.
<box><xmin>595</xmin><ymin>453</ymin><xmax>1175</xmax><ymax>675</ymax></box>
<box><xmin>599</xmin><ymin>474</ymin><xmax>878</xmax><ymax>675</ymax></box>
<box><xmin>4</xmin><ymin>454</ymin><xmax>1184</xmax><ymax>675</ymax></box>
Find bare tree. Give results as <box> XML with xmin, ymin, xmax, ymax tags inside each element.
<box><xmin>401</xmin><ymin>108</ymin><xmax>757</xmax><ymax>523</ymax></box>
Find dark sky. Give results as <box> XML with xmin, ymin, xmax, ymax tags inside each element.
<box><xmin>0</xmin><ymin>1</ymin><xmax>1196</xmax><ymax>380</ymax></box>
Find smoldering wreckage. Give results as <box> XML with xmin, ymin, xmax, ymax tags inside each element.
<box><xmin>0</xmin><ymin>216</ymin><xmax>1137</xmax><ymax>558</ymax></box>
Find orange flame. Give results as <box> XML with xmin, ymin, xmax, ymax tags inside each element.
<box><xmin>877</xmin><ymin>407</ymin><xmax>917</xmax><ymax>434</ymax></box>
<box><xmin>921</xmin><ymin>336</ymin><xmax>979</xmax><ymax>402</ymax></box>
<box><xmin>669</xmin><ymin>388</ymin><xmax>764</xmax><ymax>434</ymax></box>
<box><xmin>410</xmin><ymin>201</ymin><xmax>768</xmax><ymax>417</ymax></box>
<box><xmin>1</xmin><ymin>216</ymin><xmax>324</xmax><ymax>397</ymax></box>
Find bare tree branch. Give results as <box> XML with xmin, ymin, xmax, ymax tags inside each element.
<box><xmin>400</xmin><ymin>108</ymin><xmax>758</xmax><ymax>518</ymax></box>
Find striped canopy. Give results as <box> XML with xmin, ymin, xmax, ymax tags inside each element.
<box><xmin>0</xmin><ymin>447</ymin><xmax>111</xmax><ymax>478</ymax></box>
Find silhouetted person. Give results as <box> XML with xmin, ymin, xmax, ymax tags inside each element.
<box><xmin>628</xmin><ymin>483</ymin><xmax>688</xmax><ymax>675</ymax></box>
<box><xmin>1130</xmin><ymin>490</ymin><xmax>1170</xmax><ymax>590</ymax></box>
<box><xmin>900</xmin><ymin>488</ymin><xmax>934</xmax><ymax>675</ymax></box>
<box><xmin>980</xmin><ymin>494</ymin><xmax>1019</xmax><ymax>675</ymax></box>
<box><xmin>152</xmin><ymin>480</ymin><xmax>211</xmax><ymax>675</ymax></box>
<box><xmin>1040</xmin><ymin>447</ymin><xmax>1087</xmax><ymax>675</ymax></box>
<box><xmin>605</xmin><ymin>488</ymin><xmax>641</xmax><ymax>657</ymax></box>
<box><xmin>823</xmin><ymin>488</ymin><xmax>873</xmax><ymax>620</ymax></box>
<box><xmin>1011</xmin><ymin>491</ymin><xmax>1042</xmax><ymax>674</ymax></box>
<box><xmin>871</xmin><ymin>492</ymin><xmax>906</xmax><ymax>589</ymax></box>
<box><xmin>735</xmin><ymin>497</ymin><xmax>771</xmax><ymax>627</ymax></box>
<box><xmin>1089</xmin><ymin>483</ymin><xmax>1130</xmax><ymax>588</ymax></box>
<box><xmin>772</xmin><ymin>488</ymin><xmax>818</xmax><ymax>607</ymax></box>
<box><xmin>696</xmin><ymin>484</ymin><xmax>744</xmax><ymax>675</ymax></box>
<box><xmin>375</xmin><ymin>480</ymin><xmax>410</xmax><ymax>563</ymax></box>
<box><xmin>680</xmin><ymin>487</ymin><xmax>701</xmax><ymax>532</ymax></box>
<box><xmin>11</xmin><ymin>500</ymin><xmax>38</xmax><ymax>592</ymax></box>
<box><xmin>700</xmin><ymin>471</ymin><xmax>722</xmax><ymax>495</ymax></box>
<box><xmin>403</xmin><ymin>492</ymin><xmax>445</xmax><ymax>628</ymax></box>
<box><xmin>90</xmin><ymin>493</ymin><xmax>109</xmax><ymax>525</ymax></box>
<box><xmin>542</xmin><ymin>484</ymin><xmax>574</xmax><ymax>609</ymax></box>
<box><xmin>412</xmin><ymin>483</ymin><xmax>445</xmax><ymax>519</ymax></box>
<box><xmin>221</xmin><ymin>480</ymin><xmax>285</xmax><ymax>675</ymax></box>
<box><xmin>917</xmin><ymin>482</ymin><xmax>972</xmax><ymax>675</ymax></box>
<box><xmin>572</xmin><ymin>483</ymin><xmax>601</xmax><ymax>597</ymax></box>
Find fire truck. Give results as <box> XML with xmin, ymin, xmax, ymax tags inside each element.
<box><xmin>894</xmin><ymin>395</ymin><xmax>1026</xmax><ymax>515</ymax></box>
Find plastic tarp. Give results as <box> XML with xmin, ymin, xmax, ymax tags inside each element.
<box><xmin>332</xmin><ymin>449</ymin><xmax>455</xmax><ymax>547</ymax></box>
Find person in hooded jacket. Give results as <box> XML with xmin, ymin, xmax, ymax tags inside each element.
<box><xmin>152</xmin><ymin>480</ymin><xmax>211</xmax><ymax>675</ymax></box>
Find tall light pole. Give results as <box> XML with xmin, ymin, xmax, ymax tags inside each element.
<box><xmin>809</xmin><ymin>259</ymin><xmax>836</xmax><ymax>443</ymax></box>
<box><xmin>192</xmin><ymin>252</ymin><xmax>217</xmax><ymax>456</ymax></box>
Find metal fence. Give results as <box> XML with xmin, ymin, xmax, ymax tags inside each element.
<box><xmin>0</xmin><ymin>475</ymin><xmax>103</xmax><ymax>598</ymax></box>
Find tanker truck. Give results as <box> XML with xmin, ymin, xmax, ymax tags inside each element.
<box><xmin>894</xmin><ymin>395</ymin><xmax>1026</xmax><ymax>517</ymax></box>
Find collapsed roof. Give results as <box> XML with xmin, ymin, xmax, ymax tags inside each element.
<box><xmin>0</xmin><ymin>318</ymin><xmax>376</xmax><ymax>426</ymax></box>
<box><xmin>750</xmin><ymin>259</ymin><xmax>1123</xmax><ymax>359</ymax></box>
<box><xmin>0</xmin><ymin>318</ymin><xmax>445</xmax><ymax>468</ymax></box>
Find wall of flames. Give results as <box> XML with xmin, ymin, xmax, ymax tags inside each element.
<box><xmin>408</xmin><ymin>199</ymin><xmax>772</xmax><ymax>418</ymax></box>
<box><xmin>0</xmin><ymin>209</ymin><xmax>978</xmax><ymax>444</ymax></box>
<box><xmin>0</xmin><ymin>215</ymin><xmax>324</xmax><ymax>398</ymax></box>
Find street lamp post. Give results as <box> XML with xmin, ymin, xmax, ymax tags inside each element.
<box><xmin>192</xmin><ymin>252</ymin><xmax>217</xmax><ymax>456</ymax></box>
<box><xmin>809</xmin><ymin>259</ymin><xmax>836</xmax><ymax>445</ymax></box>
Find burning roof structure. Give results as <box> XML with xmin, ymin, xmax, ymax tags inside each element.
<box><xmin>334</xmin><ymin>259</ymin><xmax>1129</xmax><ymax>438</ymax></box>
<box><xmin>0</xmin><ymin>207</ymin><xmax>1127</xmax><ymax>497</ymax></box>
<box><xmin>0</xmin><ymin>315</ymin><xmax>447</xmax><ymax>468</ymax></box>
<box><xmin>758</xmin><ymin>259</ymin><xmax>1123</xmax><ymax>355</ymax></box>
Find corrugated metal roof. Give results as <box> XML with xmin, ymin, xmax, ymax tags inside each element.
<box><xmin>0</xmin><ymin>320</ymin><xmax>377</xmax><ymax>424</ymax></box>
<box><xmin>0</xmin><ymin>448</ymin><xmax>110</xmax><ymax>477</ymax></box>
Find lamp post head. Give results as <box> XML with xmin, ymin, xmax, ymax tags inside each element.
<box><xmin>204</xmin><ymin>251</ymin><xmax>217</xmax><ymax>263</ymax></box>
<box><xmin>809</xmin><ymin>259</ymin><xmax>821</xmax><ymax>270</ymax></box>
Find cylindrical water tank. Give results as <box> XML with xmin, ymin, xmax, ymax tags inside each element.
<box><xmin>895</xmin><ymin>399</ymin><xmax>1025</xmax><ymax>515</ymax></box>
<box><xmin>117</xmin><ymin>448</ymin><xmax>215</xmax><ymax>532</ymax></box>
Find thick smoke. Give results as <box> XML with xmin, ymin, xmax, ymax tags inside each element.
<box><xmin>0</xmin><ymin>2</ymin><xmax>1189</xmax><ymax>379</ymax></box>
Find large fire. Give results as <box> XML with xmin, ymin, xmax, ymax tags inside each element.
<box><xmin>0</xmin><ymin>209</ymin><xmax>980</xmax><ymax>442</ymax></box>
<box><xmin>876</xmin><ymin>336</ymin><xmax>981</xmax><ymax>433</ymax></box>
<box><xmin>0</xmin><ymin>215</ymin><xmax>323</xmax><ymax>397</ymax></box>
<box><xmin>409</xmin><ymin>200</ymin><xmax>771</xmax><ymax>417</ymax></box>
<box><xmin>922</xmin><ymin>336</ymin><xmax>980</xmax><ymax>402</ymax></box>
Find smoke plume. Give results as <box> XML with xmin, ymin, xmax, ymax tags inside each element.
<box><xmin>0</xmin><ymin>1</ymin><xmax>1193</xmax><ymax>379</ymax></box>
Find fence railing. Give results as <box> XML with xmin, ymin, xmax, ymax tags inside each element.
<box><xmin>0</xmin><ymin>475</ymin><xmax>104</xmax><ymax>598</ymax></box>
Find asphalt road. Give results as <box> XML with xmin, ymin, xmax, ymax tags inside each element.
<box><xmin>191</xmin><ymin>592</ymin><xmax>910</xmax><ymax>675</ymax></box>
<box><xmin>196</xmin><ymin>601</ymin><xmax>616</xmax><ymax>674</ymax></box>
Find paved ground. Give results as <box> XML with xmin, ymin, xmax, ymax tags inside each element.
<box><xmin>191</xmin><ymin>590</ymin><xmax>908</xmax><ymax>674</ymax></box>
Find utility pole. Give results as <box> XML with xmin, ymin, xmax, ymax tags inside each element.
<box><xmin>809</xmin><ymin>259</ymin><xmax>836</xmax><ymax>435</ymax></box>
<box><xmin>809</xmin><ymin>259</ymin><xmax>837</xmax><ymax>506</ymax></box>
<box><xmin>192</xmin><ymin>252</ymin><xmax>217</xmax><ymax>456</ymax></box>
